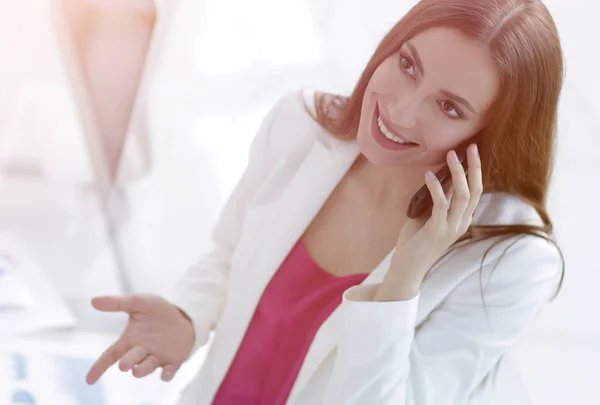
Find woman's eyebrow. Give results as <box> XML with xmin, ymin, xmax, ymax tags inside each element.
<box><xmin>441</xmin><ymin>90</ymin><xmax>476</xmax><ymax>114</ymax></box>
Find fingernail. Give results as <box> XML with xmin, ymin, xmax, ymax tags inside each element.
<box><xmin>471</xmin><ymin>144</ymin><xmax>479</xmax><ymax>157</ymax></box>
<box><xmin>426</xmin><ymin>170</ymin><xmax>436</xmax><ymax>180</ymax></box>
<box><xmin>450</xmin><ymin>150</ymin><xmax>460</xmax><ymax>163</ymax></box>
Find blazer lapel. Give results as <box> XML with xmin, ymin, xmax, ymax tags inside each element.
<box><xmin>218</xmin><ymin>136</ymin><xmax>360</xmax><ymax>395</ymax></box>
<box><xmin>246</xmin><ymin>138</ymin><xmax>360</xmax><ymax>305</ymax></box>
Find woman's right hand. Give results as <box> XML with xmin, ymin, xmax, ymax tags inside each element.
<box><xmin>85</xmin><ymin>293</ymin><xmax>195</xmax><ymax>384</ymax></box>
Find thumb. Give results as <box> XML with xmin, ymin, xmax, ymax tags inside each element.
<box><xmin>91</xmin><ymin>295</ymin><xmax>143</xmax><ymax>314</ymax></box>
<box><xmin>160</xmin><ymin>365</ymin><xmax>179</xmax><ymax>382</ymax></box>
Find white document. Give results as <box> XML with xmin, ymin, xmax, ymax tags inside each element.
<box><xmin>0</xmin><ymin>233</ymin><xmax>77</xmax><ymax>336</ymax></box>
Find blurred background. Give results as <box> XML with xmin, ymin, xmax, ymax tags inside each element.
<box><xmin>0</xmin><ymin>0</ymin><xmax>597</xmax><ymax>404</ymax></box>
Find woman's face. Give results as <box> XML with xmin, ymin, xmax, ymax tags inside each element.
<box><xmin>357</xmin><ymin>27</ymin><xmax>500</xmax><ymax>167</ymax></box>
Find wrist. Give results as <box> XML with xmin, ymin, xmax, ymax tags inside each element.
<box><xmin>373</xmin><ymin>284</ymin><xmax>419</xmax><ymax>302</ymax></box>
<box><xmin>175</xmin><ymin>306</ymin><xmax>193</xmax><ymax>326</ymax></box>
<box><xmin>176</xmin><ymin>307</ymin><xmax>196</xmax><ymax>344</ymax></box>
<box><xmin>374</xmin><ymin>261</ymin><xmax>424</xmax><ymax>302</ymax></box>
<box><xmin>374</xmin><ymin>273</ymin><xmax>421</xmax><ymax>302</ymax></box>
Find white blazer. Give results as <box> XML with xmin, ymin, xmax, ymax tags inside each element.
<box><xmin>165</xmin><ymin>89</ymin><xmax>562</xmax><ymax>405</ymax></box>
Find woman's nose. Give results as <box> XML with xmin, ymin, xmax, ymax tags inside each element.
<box><xmin>387</xmin><ymin>96</ymin><xmax>419</xmax><ymax>129</ymax></box>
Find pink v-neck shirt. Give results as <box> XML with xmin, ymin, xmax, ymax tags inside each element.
<box><xmin>211</xmin><ymin>238</ymin><xmax>368</xmax><ymax>404</ymax></box>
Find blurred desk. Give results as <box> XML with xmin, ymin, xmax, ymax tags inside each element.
<box><xmin>0</xmin><ymin>328</ymin><xmax>204</xmax><ymax>405</ymax></box>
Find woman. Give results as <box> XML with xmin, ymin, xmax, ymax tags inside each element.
<box><xmin>85</xmin><ymin>0</ymin><xmax>565</xmax><ymax>404</ymax></box>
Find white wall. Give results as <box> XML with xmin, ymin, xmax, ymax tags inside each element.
<box><xmin>0</xmin><ymin>0</ymin><xmax>122</xmax><ymax>307</ymax></box>
<box><xmin>513</xmin><ymin>3</ymin><xmax>600</xmax><ymax>404</ymax></box>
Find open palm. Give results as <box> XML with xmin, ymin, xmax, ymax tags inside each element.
<box><xmin>85</xmin><ymin>293</ymin><xmax>195</xmax><ymax>384</ymax></box>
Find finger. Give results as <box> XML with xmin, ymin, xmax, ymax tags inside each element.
<box><xmin>86</xmin><ymin>339</ymin><xmax>130</xmax><ymax>385</ymax></box>
<box><xmin>132</xmin><ymin>355</ymin><xmax>160</xmax><ymax>378</ymax></box>
<box><xmin>91</xmin><ymin>295</ymin><xmax>141</xmax><ymax>314</ymax></box>
<box><xmin>446</xmin><ymin>187</ymin><xmax>455</xmax><ymax>204</ymax></box>
<box><xmin>161</xmin><ymin>365</ymin><xmax>178</xmax><ymax>382</ymax></box>
<box><xmin>464</xmin><ymin>144</ymin><xmax>483</xmax><ymax>218</ymax></box>
<box><xmin>446</xmin><ymin>150</ymin><xmax>470</xmax><ymax>226</ymax></box>
<box><xmin>425</xmin><ymin>170</ymin><xmax>448</xmax><ymax>227</ymax></box>
<box><xmin>118</xmin><ymin>346</ymin><xmax>148</xmax><ymax>372</ymax></box>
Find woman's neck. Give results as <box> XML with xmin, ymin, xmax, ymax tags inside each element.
<box><xmin>347</xmin><ymin>154</ymin><xmax>441</xmax><ymax>210</ymax></box>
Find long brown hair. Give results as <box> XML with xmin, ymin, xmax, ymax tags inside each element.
<box><xmin>305</xmin><ymin>0</ymin><xmax>565</xmax><ymax>299</ymax></box>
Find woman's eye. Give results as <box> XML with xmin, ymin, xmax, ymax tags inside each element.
<box><xmin>439</xmin><ymin>100</ymin><xmax>462</xmax><ymax>119</ymax></box>
<box><xmin>399</xmin><ymin>55</ymin><xmax>416</xmax><ymax>79</ymax></box>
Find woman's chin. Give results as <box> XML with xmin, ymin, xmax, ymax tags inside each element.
<box><xmin>358</xmin><ymin>133</ymin><xmax>419</xmax><ymax>167</ymax></box>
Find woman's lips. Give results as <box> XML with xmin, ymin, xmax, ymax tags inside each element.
<box><xmin>371</xmin><ymin>103</ymin><xmax>419</xmax><ymax>151</ymax></box>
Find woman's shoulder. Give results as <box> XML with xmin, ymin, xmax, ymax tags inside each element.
<box><xmin>473</xmin><ymin>192</ymin><xmax>548</xmax><ymax>228</ymax></box>
<box><xmin>268</xmin><ymin>87</ymin><xmax>323</xmax><ymax>127</ymax></box>
<box><xmin>452</xmin><ymin>193</ymin><xmax>563</xmax><ymax>302</ymax></box>
<box><xmin>261</xmin><ymin>87</ymin><xmax>336</xmax><ymax>156</ymax></box>
<box><xmin>474</xmin><ymin>192</ymin><xmax>562</xmax><ymax>260</ymax></box>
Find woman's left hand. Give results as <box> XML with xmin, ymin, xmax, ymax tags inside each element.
<box><xmin>374</xmin><ymin>144</ymin><xmax>483</xmax><ymax>301</ymax></box>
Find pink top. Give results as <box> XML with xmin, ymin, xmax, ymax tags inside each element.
<box><xmin>211</xmin><ymin>238</ymin><xmax>368</xmax><ymax>405</ymax></box>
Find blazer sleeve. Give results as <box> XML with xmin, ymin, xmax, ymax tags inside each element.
<box><xmin>163</xmin><ymin>95</ymin><xmax>285</xmax><ymax>358</ymax></box>
<box><xmin>322</xmin><ymin>236</ymin><xmax>562</xmax><ymax>405</ymax></box>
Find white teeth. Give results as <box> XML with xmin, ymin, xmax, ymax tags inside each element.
<box><xmin>377</xmin><ymin>116</ymin><xmax>414</xmax><ymax>145</ymax></box>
